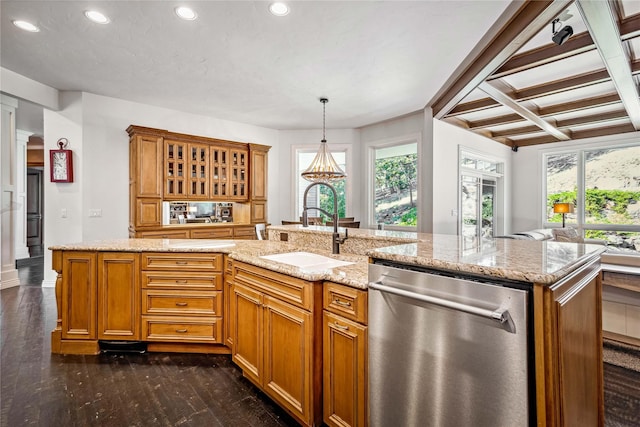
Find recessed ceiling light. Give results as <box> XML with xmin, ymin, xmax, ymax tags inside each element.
<box><xmin>84</xmin><ymin>10</ymin><xmax>110</xmax><ymax>24</ymax></box>
<box><xmin>269</xmin><ymin>2</ymin><xmax>289</xmax><ymax>17</ymax></box>
<box><xmin>175</xmin><ymin>6</ymin><xmax>197</xmax><ymax>21</ymax></box>
<box><xmin>12</xmin><ymin>20</ymin><xmax>40</xmax><ymax>32</ymax></box>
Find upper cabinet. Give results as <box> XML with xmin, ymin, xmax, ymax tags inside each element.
<box><xmin>127</xmin><ymin>126</ymin><xmax>270</xmax><ymax>231</ymax></box>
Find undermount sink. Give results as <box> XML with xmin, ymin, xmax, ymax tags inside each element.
<box><xmin>260</xmin><ymin>251</ymin><xmax>354</xmax><ymax>272</ymax></box>
<box><xmin>168</xmin><ymin>240</ymin><xmax>236</xmax><ymax>249</ymax></box>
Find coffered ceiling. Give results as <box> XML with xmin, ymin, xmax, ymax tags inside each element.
<box><xmin>432</xmin><ymin>0</ymin><xmax>640</xmax><ymax>149</ymax></box>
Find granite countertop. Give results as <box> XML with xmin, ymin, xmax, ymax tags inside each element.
<box><xmin>49</xmin><ymin>239</ymin><xmax>370</xmax><ymax>289</ymax></box>
<box><xmin>368</xmin><ymin>234</ymin><xmax>606</xmax><ymax>284</ymax></box>
<box><xmin>50</xmin><ymin>232</ymin><xmax>607</xmax><ymax>288</ymax></box>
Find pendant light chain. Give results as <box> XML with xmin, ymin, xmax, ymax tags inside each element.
<box><xmin>321</xmin><ymin>98</ymin><xmax>327</xmax><ymax>142</ymax></box>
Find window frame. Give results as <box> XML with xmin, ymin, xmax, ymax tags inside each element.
<box><xmin>291</xmin><ymin>143</ymin><xmax>352</xmax><ymax>221</ymax></box>
<box><xmin>364</xmin><ymin>134</ymin><xmax>420</xmax><ymax>231</ymax></box>
<box><xmin>541</xmin><ymin>141</ymin><xmax>640</xmax><ymax>243</ymax></box>
<box><xmin>458</xmin><ymin>148</ymin><xmax>505</xmax><ymax>238</ymax></box>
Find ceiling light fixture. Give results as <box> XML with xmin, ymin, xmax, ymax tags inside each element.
<box><xmin>175</xmin><ymin>6</ymin><xmax>197</xmax><ymax>20</ymax></box>
<box><xmin>84</xmin><ymin>10</ymin><xmax>110</xmax><ymax>24</ymax></box>
<box><xmin>269</xmin><ymin>2</ymin><xmax>290</xmax><ymax>17</ymax></box>
<box><xmin>12</xmin><ymin>20</ymin><xmax>40</xmax><ymax>32</ymax></box>
<box><xmin>301</xmin><ymin>98</ymin><xmax>346</xmax><ymax>183</ymax></box>
<box><xmin>551</xmin><ymin>18</ymin><xmax>573</xmax><ymax>45</ymax></box>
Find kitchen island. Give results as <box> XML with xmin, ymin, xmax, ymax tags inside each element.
<box><xmin>49</xmin><ymin>233</ymin><xmax>606</xmax><ymax>427</ymax></box>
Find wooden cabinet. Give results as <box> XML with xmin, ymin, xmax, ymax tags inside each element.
<box><xmin>141</xmin><ymin>253</ymin><xmax>225</xmax><ymax>347</ymax></box>
<box><xmin>250</xmin><ymin>144</ymin><xmax>269</xmax><ymax>223</ymax></box>
<box><xmin>61</xmin><ymin>251</ymin><xmax>97</xmax><ymax>341</ymax></box>
<box><xmin>233</xmin><ymin>225</ymin><xmax>257</xmax><ymax>240</ymax></box>
<box><xmin>128</xmin><ymin>125</ymin><xmax>270</xmax><ymax>235</ymax></box>
<box><xmin>232</xmin><ymin>261</ymin><xmax>322</xmax><ymax>427</ymax></box>
<box><xmin>534</xmin><ymin>256</ymin><xmax>603</xmax><ymax>426</ymax></box>
<box><xmin>190</xmin><ymin>227</ymin><xmax>233</xmax><ymax>239</ymax></box>
<box><xmin>136</xmin><ymin>229</ymin><xmax>190</xmax><ymax>239</ymax></box>
<box><xmin>97</xmin><ymin>252</ymin><xmax>140</xmax><ymax>341</ymax></box>
<box><xmin>223</xmin><ymin>256</ymin><xmax>235</xmax><ymax>349</ymax></box>
<box><xmin>323</xmin><ymin>282</ymin><xmax>368</xmax><ymax>427</ymax></box>
<box><xmin>129</xmin><ymin>131</ymin><xmax>163</xmax><ymax>228</ymax></box>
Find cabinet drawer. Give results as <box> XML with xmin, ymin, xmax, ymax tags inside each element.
<box><xmin>142</xmin><ymin>253</ymin><xmax>222</xmax><ymax>271</ymax></box>
<box><xmin>190</xmin><ymin>228</ymin><xmax>233</xmax><ymax>239</ymax></box>
<box><xmin>233</xmin><ymin>262</ymin><xmax>316</xmax><ymax>311</ymax></box>
<box><xmin>233</xmin><ymin>226</ymin><xmax>256</xmax><ymax>239</ymax></box>
<box><xmin>602</xmin><ymin>271</ymin><xmax>640</xmax><ymax>293</ymax></box>
<box><xmin>142</xmin><ymin>290</ymin><xmax>222</xmax><ymax>316</ymax></box>
<box><xmin>142</xmin><ymin>316</ymin><xmax>222</xmax><ymax>343</ymax></box>
<box><xmin>323</xmin><ymin>282</ymin><xmax>368</xmax><ymax>324</ymax></box>
<box><xmin>142</xmin><ymin>272</ymin><xmax>223</xmax><ymax>290</ymax></box>
<box><xmin>137</xmin><ymin>230</ymin><xmax>190</xmax><ymax>239</ymax></box>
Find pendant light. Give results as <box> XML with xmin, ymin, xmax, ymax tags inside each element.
<box><xmin>301</xmin><ymin>98</ymin><xmax>347</xmax><ymax>182</ymax></box>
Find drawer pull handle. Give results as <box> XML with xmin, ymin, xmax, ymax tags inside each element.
<box><xmin>333</xmin><ymin>322</ymin><xmax>349</xmax><ymax>330</ymax></box>
<box><xmin>334</xmin><ymin>299</ymin><xmax>352</xmax><ymax>307</ymax></box>
<box><xmin>175</xmin><ymin>328</ymin><xmax>188</xmax><ymax>333</ymax></box>
<box><xmin>176</xmin><ymin>261</ymin><xmax>187</xmax><ymax>265</ymax></box>
<box><xmin>175</xmin><ymin>280</ymin><xmax>187</xmax><ymax>284</ymax></box>
<box><xmin>175</xmin><ymin>302</ymin><xmax>188</xmax><ymax>307</ymax></box>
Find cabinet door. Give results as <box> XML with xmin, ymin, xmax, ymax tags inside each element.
<box><xmin>62</xmin><ymin>252</ymin><xmax>97</xmax><ymax>339</ymax></box>
<box><xmin>323</xmin><ymin>311</ymin><xmax>368</xmax><ymax>427</ymax></box>
<box><xmin>224</xmin><ymin>257</ymin><xmax>235</xmax><ymax>348</ymax></box>
<box><xmin>552</xmin><ymin>271</ymin><xmax>603</xmax><ymax>426</ymax></box>
<box><xmin>97</xmin><ymin>253</ymin><xmax>140</xmax><ymax>340</ymax></box>
<box><xmin>188</xmin><ymin>143</ymin><xmax>209</xmax><ymax>198</ymax></box>
<box><xmin>229</xmin><ymin>148</ymin><xmax>248</xmax><ymax>200</ymax></box>
<box><xmin>164</xmin><ymin>140</ymin><xmax>188</xmax><ymax>198</ymax></box>
<box><xmin>133</xmin><ymin>135</ymin><xmax>163</xmax><ymax>198</ymax></box>
<box><xmin>263</xmin><ymin>295</ymin><xmax>314</xmax><ymax>425</ymax></box>
<box><xmin>232</xmin><ymin>282</ymin><xmax>263</xmax><ymax>385</ymax></box>
<box><xmin>250</xmin><ymin>148</ymin><xmax>268</xmax><ymax>200</ymax></box>
<box><xmin>210</xmin><ymin>147</ymin><xmax>229</xmax><ymax>198</ymax></box>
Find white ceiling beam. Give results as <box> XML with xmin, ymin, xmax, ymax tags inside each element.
<box><xmin>478</xmin><ymin>82</ymin><xmax>571</xmax><ymax>141</ymax></box>
<box><xmin>577</xmin><ymin>0</ymin><xmax>640</xmax><ymax>130</ymax></box>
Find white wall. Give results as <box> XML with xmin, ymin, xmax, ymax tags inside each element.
<box><xmin>512</xmin><ymin>131</ymin><xmax>640</xmax><ymax>233</ymax></box>
<box><xmin>41</xmin><ymin>92</ymin><xmax>279</xmax><ymax>286</ymax></box>
<box><xmin>433</xmin><ymin>119</ymin><xmax>513</xmax><ymax>235</ymax></box>
<box><xmin>276</xmin><ymin>129</ymin><xmax>361</xmax><ymax>222</ymax></box>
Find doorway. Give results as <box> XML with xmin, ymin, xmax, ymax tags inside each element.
<box><xmin>26</xmin><ymin>168</ymin><xmax>44</xmax><ymax>257</ymax></box>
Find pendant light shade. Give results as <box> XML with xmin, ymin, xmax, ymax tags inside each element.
<box><xmin>301</xmin><ymin>98</ymin><xmax>347</xmax><ymax>183</ymax></box>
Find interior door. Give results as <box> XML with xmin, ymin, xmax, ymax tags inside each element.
<box><xmin>26</xmin><ymin>168</ymin><xmax>43</xmax><ymax>256</ymax></box>
<box><xmin>460</xmin><ymin>173</ymin><xmax>497</xmax><ymax>245</ymax></box>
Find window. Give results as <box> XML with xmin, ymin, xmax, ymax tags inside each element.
<box><xmin>372</xmin><ymin>142</ymin><xmax>418</xmax><ymax>228</ymax></box>
<box><xmin>543</xmin><ymin>144</ymin><xmax>640</xmax><ymax>251</ymax></box>
<box><xmin>459</xmin><ymin>150</ymin><xmax>503</xmax><ymax>244</ymax></box>
<box><xmin>294</xmin><ymin>146</ymin><xmax>349</xmax><ymax>222</ymax></box>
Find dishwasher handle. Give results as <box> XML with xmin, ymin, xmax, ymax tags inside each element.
<box><xmin>369</xmin><ymin>281</ymin><xmax>516</xmax><ymax>333</ymax></box>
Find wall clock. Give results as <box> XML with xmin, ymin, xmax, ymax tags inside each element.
<box><xmin>50</xmin><ymin>138</ymin><xmax>74</xmax><ymax>183</ymax></box>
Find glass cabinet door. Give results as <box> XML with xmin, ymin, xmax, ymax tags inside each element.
<box><xmin>164</xmin><ymin>140</ymin><xmax>187</xmax><ymax>198</ymax></box>
<box><xmin>188</xmin><ymin>144</ymin><xmax>209</xmax><ymax>198</ymax></box>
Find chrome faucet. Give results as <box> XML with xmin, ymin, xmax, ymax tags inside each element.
<box><xmin>301</xmin><ymin>182</ymin><xmax>348</xmax><ymax>254</ymax></box>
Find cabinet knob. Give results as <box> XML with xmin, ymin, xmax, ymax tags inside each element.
<box><xmin>176</xmin><ymin>261</ymin><xmax>187</xmax><ymax>265</ymax></box>
<box><xmin>175</xmin><ymin>302</ymin><xmax>188</xmax><ymax>307</ymax></box>
<box><xmin>175</xmin><ymin>280</ymin><xmax>187</xmax><ymax>284</ymax></box>
<box><xmin>175</xmin><ymin>328</ymin><xmax>188</xmax><ymax>333</ymax></box>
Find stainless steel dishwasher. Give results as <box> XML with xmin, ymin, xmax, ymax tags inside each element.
<box><xmin>368</xmin><ymin>262</ymin><xmax>533</xmax><ymax>427</ymax></box>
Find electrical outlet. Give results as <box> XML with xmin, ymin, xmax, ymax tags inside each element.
<box><xmin>61</xmin><ymin>208</ymin><xmax>67</xmax><ymax>218</ymax></box>
<box><xmin>451</xmin><ymin>209</ymin><xmax>458</xmax><ymax>217</ymax></box>
<box><xmin>89</xmin><ymin>209</ymin><xmax>102</xmax><ymax>218</ymax></box>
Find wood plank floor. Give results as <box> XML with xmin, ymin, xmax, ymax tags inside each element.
<box><xmin>2</xmin><ymin>261</ymin><xmax>640</xmax><ymax>426</ymax></box>
<box><xmin>2</xmin><ymin>264</ymin><xmax>299</xmax><ymax>427</ymax></box>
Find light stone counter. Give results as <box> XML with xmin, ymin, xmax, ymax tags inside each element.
<box><xmin>368</xmin><ymin>234</ymin><xmax>606</xmax><ymax>285</ymax></box>
<box><xmin>49</xmin><ymin>238</ymin><xmax>370</xmax><ymax>289</ymax></box>
<box><xmin>50</xmin><ymin>228</ymin><xmax>607</xmax><ymax>288</ymax></box>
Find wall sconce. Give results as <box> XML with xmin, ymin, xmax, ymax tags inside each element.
<box><xmin>50</xmin><ymin>138</ymin><xmax>74</xmax><ymax>183</ymax></box>
<box><xmin>553</xmin><ymin>202</ymin><xmax>574</xmax><ymax>227</ymax></box>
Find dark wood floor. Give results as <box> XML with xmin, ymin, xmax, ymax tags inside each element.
<box><xmin>2</xmin><ymin>262</ymin><xmax>299</xmax><ymax>427</ymax></box>
<box><xmin>2</xmin><ymin>260</ymin><xmax>640</xmax><ymax>426</ymax></box>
